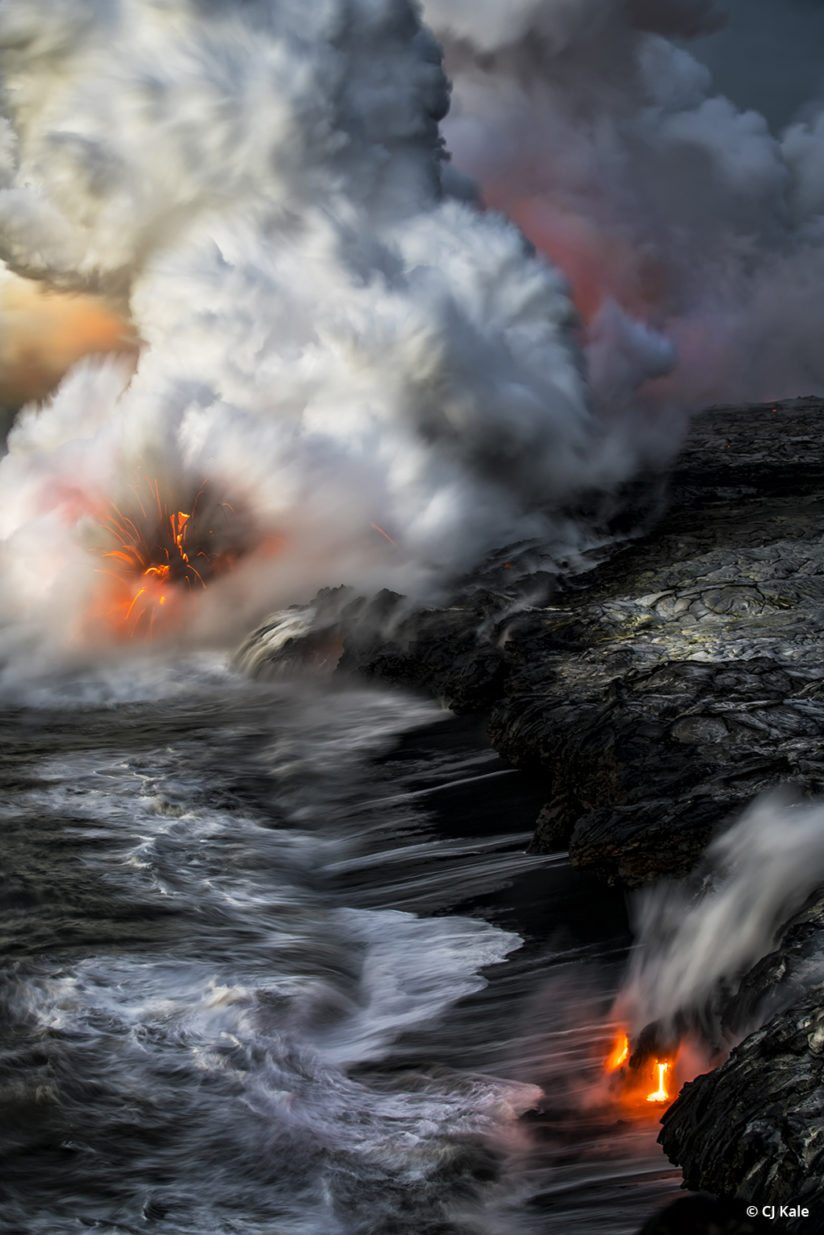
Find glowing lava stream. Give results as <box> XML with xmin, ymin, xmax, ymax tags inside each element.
<box><xmin>604</xmin><ymin>1029</ymin><xmax>675</xmax><ymax>1111</ymax></box>
<box><xmin>605</xmin><ymin>1031</ymin><xmax>630</xmax><ymax>1074</ymax></box>
<box><xmin>646</xmin><ymin>1061</ymin><xmax>671</xmax><ymax>1105</ymax></box>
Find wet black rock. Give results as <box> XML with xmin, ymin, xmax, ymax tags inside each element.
<box><xmin>724</xmin><ymin>897</ymin><xmax>824</xmax><ymax>1037</ymax></box>
<box><xmin>656</xmin><ymin>897</ymin><xmax>824</xmax><ymax>1227</ymax></box>
<box><xmin>242</xmin><ymin>400</ymin><xmax>824</xmax><ymax>1229</ymax></box>
<box><xmin>659</xmin><ymin>986</ymin><xmax>824</xmax><ymax>1231</ymax></box>
<box><xmin>246</xmin><ymin>397</ymin><xmax>824</xmax><ymax>887</ymax></box>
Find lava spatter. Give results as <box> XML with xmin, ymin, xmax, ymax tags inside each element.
<box><xmin>91</xmin><ymin>479</ymin><xmax>269</xmax><ymax>639</ymax></box>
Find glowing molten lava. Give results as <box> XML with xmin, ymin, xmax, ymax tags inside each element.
<box><xmin>90</xmin><ymin>479</ymin><xmax>268</xmax><ymax>640</ymax></box>
<box><xmin>646</xmin><ymin>1060</ymin><xmax>671</xmax><ymax>1105</ymax></box>
<box><xmin>603</xmin><ymin>1029</ymin><xmax>678</xmax><ymax>1114</ymax></box>
<box><xmin>605</xmin><ymin>1031</ymin><xmax>630</xmax><ymax>1074</ymax></box>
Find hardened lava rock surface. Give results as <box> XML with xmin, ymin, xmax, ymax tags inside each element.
<box><xmin>658</xmin><ymin>985</ymin><xmax>824</xmax><ymax>1229</ymax></box>
<box><xmin>491</xmin><ymin>396</ymin><xmax>824</xmax><ymax>884</ymax></box>
<box><xmin>246</xmin><ymin>397</ymin><xmax>824</xmax><ymax>887</ymax></box>
<box><xmin>242</xmin><ymin>401</ymin><xmax>824</xmax><ymax>1225</ymax></box>
<box><xmin>655</xmin><ymin>897</ymin><xmax>824</xmax><ymax>1228</ymax></box>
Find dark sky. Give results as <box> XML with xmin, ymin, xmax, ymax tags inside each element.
<box><xmin>692</xmin><ymin>0</ymin><xmax>824</xmax><ymax>128</ymax></box>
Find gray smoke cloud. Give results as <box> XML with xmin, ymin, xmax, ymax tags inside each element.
<box><xmin>621</xmin><ymin>792</ymin><xmax>824</xmax><ymax>1040</ymax></box>
<box><xmin>0</xmin><ymin>0</ymin><xmax>648</xmax><ymax>657</ymax></box>
<box><xmin>425</xmin><ymin>0</ymin><xmax>824</xmax><ymax>412</ymax></box>
<box><xmin>3</xmin><ymin>1</ymin><xmax>822</xmax><ymax>659</ymax></box>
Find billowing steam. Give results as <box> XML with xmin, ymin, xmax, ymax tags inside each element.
<box><xmin>3</xmin><ymin>2</ymin><xmax>823</xmax><ymax>654</ymax></box>
<box><xmin>426</xmin><ymin>0</ymin><xmax>824</xmax><ymax>411</ymax></box>
<box><xmin>0</xmin><ymin>272</ymin><xmax>134</xmax><ymax>415</ymax></box>
<box><xmin>0</xmin><ymin>0</ymin><xmax>646</xmax><ymax>654</ymax></box>
<box><xmin>621</xmin><ymin>792</ymin><xmax>824</xmax><ymax>1043</ymax></box>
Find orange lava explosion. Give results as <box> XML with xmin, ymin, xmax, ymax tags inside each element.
<box><xmin>90</xmin><ymin>479</ymin><xmax>269</xmax><ymax>640</ymax></box>
<box><xmin>71</xmin><ymin>478</ymin><xmax>397</xmax><ymax>643</ymax></box>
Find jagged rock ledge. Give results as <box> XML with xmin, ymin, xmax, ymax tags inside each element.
<box><xmin>241</xmin><ymin>399</ymin><xmax>824</xmax><ymax>1226</ymax></box>
<box><xmin>244</xmin><ymin>397</ymin><xmax>824</xmax><ymax>887</ymax></box>
<box><xmin>657</xmin><ymin>897</ymin><xmax>824</xmax><ymax>1229</ymax></box>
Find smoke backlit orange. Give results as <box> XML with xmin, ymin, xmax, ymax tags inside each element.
<box><xmin>0</xmin><ymin>273</ymin><xmax>136</xmax><ymax>408</ymax></box>
<box><xmin>480</xmin><ymin>190</ymin><xmax>669</xmax><ymax>328</ymax></box>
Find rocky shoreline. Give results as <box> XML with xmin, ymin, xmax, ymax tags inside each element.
<box><xmin>658</xmin><ymin>894</ymin><xmax>824</xmax><ymax>1230</ymax></box>
<box><xmin>246</xmin><ymin>396</ymin><xmax>824</xmax><ymax>885</ymax></box>
<box><xmin>244</xmin><ymin>397</ymin><xmax>824</xmax><ymax>1229</ymax></box>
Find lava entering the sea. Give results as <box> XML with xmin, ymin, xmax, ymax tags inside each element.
<box><xmin>646</xmin><ymin>1060</ymin><xmax>671</xmax><ymax>1105</ymax></box>
<box><xmin>604</xmin><ymin>1028</ymin><xmax>676</xmax><ymax>1112</ymax></box>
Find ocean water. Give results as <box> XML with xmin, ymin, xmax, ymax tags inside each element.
<box><xmin>0</xmin><ymin>655</ymin><xmax>680</xmax><ymax>1233</ymax></box>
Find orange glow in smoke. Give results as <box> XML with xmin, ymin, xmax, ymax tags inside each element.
<box><xmin>0</xmin><ymin>274</ymin><xmax>136</xmax><ymax>407</ymax></box>
<box><xmin>480</xmin><ymin>190</ymin><xmax>668</xmax><ymax>328</ymax></box>
<box><xmin>98</xmin><ymin>493</ymin><xmax>204</xmax><ymax>637</ymax></box>
<box><xmin>646</xmin><ymin>1060</ymin><xmax>671</xmax><ymax>1105</ymax></box>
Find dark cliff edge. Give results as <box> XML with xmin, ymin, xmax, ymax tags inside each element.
<box><xmin>243</xmin><ymin>397</ymin><xmax>824</xmax><ymax>1225</ymax></box>
<box><xmin>657</xmin><ymin>896</ymin><xmax>824</xmax><ymax>1230</ymax></box>
<box><xmin>246</xmin><ymin>396</ymin><xmax>824</xmax><ymax>887</ymax></box>
<box><xmin>659</xmin><ymin>991</ymin><xmax>823</xmax><ymax>1231</ymax></box>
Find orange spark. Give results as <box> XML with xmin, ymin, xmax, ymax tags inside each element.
<box><xmin>370</xmin><ymin>522</ymin><xmax>398</xmax><ymax>548</ymax></box>
<box><xmin>171</xmin><ymin>511</ymin><xmax>191</xmax><ymax>560</ymax></box>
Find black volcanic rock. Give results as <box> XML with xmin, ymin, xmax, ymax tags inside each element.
<box><xmin>485</xmin><ymin>398</ymin><xmax>824</xmax><ymax>883</ymax></box>
<box><xmin>654</xmin><ymin>898</ymin><xmax>824</xmax><ymax>1223</ymax></box>
<box><xmin>245</xmin><ymin>398</ymin><xmax>824</xmax><ymax>886</ymax></box>
<box><xmin>242</xmin><ymin>401</ymin><xmax>824</xmax><ymax>1227</ymax></box>
<box><xmin>659</xmin><ymin>986</ymin><xmax>824</xmax><ymax>1229</ymax></box>
<box><xmin>724</xmin><ymin>897</ymin><xmax>824</xmax><ymax>1037</ymax></box>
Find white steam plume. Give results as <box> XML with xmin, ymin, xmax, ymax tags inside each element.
<box><xmin>622</xmin><ymin>792</ymin><xmax>824</xmax><ymax>1039</ymax></box>
<box><xmin>425</xmin><ymin>0</ymin><xmax>824</xmax><ymax>412</ymax></box>
<box><xmin>0</xmin><ymin>0</ymin><xmax>652</xmax><ymax>656</ymax></box>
